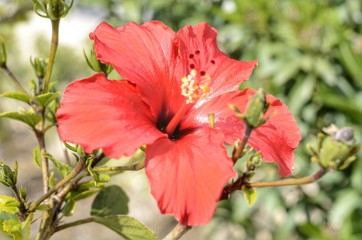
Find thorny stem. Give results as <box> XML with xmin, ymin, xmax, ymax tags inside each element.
<box><xmin>1</xmin><ymin>64</ymin><xmax>28</xmax><ymax>94</ymax></box>
<box><xmin>28</xmin><ymin>157</ymin><xmax>87</xmax><ymax>213</ymax></box>
<box><xmin>162</xmin><ymin>223</ymin><xmax>191</xmax><ymax>240</ymax></box>
<box><xmin>42</xmin><ymin>19</ymin><xmax>59</xmax><ymax>93</ymax></box>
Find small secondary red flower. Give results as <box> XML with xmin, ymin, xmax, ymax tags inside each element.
<box><xmin>56</xmin><ymin>21</ymin><xmax>301</xmax><ymax>226</ymax></box>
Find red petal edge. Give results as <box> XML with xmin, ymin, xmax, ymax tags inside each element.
<box><xmin>176</xmin><ymin>22</ymin><xmax>258</xmax><ymax>98</ymax></box>
<box><xmin>145</xmin><ymin>128</ymin><xmax>236</xmax><ymax>226</ymax></box>
<box><xmin>181</xmin><ymin>89</ymin><xmax>301</xmax><ymax>177</ymax></box>
<box><xmin>90</xmin><ymin>21</ymin><xmax>182</xmax><ymax>119</ymax></box>
<box><xmin>56</xmin><ymin>73</ymin><xmax>165</xmax><ymax>158</ymax></box>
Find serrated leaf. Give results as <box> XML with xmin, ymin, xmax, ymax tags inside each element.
<box><xmin>242</xmin><ymin>186</ymin><xmax>258</xmax><ymax>207</ymax></box>
<box><xmin>91</xmin><ymin>185</ymin><xmax>129</xmax><ymax>217</ymax></box>
<box><xmin>0</xmin><ymin>196</ymin><xmax>19</xmax><ymax>214</ymax></box>
<box><xmin>94</xmin><ymin>215</ymin><xmax>158</xmax><ymax>240</ymax></box>
<box><xmin>33</xmin><ymin>146</ymin><xmax>41</xmax><ymax>168</ymax></box>
<box><xmin>33</xmin><ymin>92</ymin><xmax>60</xmax><ymax>108</ymax></box>
<box><xmin>0</xmin><ymin>111</ymin><xmax>41</xmax><ymax>129</ymax></box>
<box><xmin>1</xmin><ymin>92</ymin><xmax>31</xmax><ymax>103</ymax></box>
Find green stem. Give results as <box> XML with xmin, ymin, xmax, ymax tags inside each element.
<box><xmin>42</xmin><ymin>19</ymin><xmax>60</xmax><ymax>93</ymax></box>
<box><xmin>35</xmin><ymin>130</ymin><xmax>50</xmax><ymax>194</ymax></box>
<box><xmin>162</xmin><ymin>223</ymin><xmax>191</xmax><ymax>240</ymax></box>
<box><xmin>28</xmin><ymin>157</ymin><xmax>86</xmax><ymax>212</ymax></box>
<box><xmin>93</xmin><ymin>161</ymin><xmax>145</xmax><ymax>173</ymax></box>
<box><xmin>54</xmin><ymin>217</ymin><xmax>94</xmax><ymax>233</ymax></box>
<box><xmin>1</xmin><ymin>64</ymin><xmax>28</xmax><ymax>94</ymax></box>
<box><xmin>11</xmin><ymin>186</ymin><xmax>27</xmax><ymax>220</ymax></box>
<box><xmin>232</xmin><ymin>122</ymin><xmax>252</xmax><ymax>163</ymax></box>
<box><xmin>246</xmin><ymin>168</ymin><xmax>327</xmax><ymax>188</ymax></box>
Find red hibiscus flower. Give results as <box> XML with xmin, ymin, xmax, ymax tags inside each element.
<box><xmin>56</xmin><ymin>21</ymin><xmax>301</xmax><ymax>226</ymax></box>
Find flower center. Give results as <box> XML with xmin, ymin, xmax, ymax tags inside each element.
<box><xmin>181</xmin><ymin>69</ymin><xmax>211</xmax><ymax>104</ymax></box>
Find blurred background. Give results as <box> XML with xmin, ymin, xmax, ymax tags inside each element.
<box><xmin>0</xmin><ymin>0</ymin><xmax>362</xmax><ymax>239</ymax></box>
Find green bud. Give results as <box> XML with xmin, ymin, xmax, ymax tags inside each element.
<box><xmin>246</xmin><ymin>153</ymin><xmax>262</xmax><ymax>171</ymax></box>
<box><xmin>83</xmin><ymin>47</ymin><xmax>113</xmax><ymax>75</ymax></box>
<box><xmin>33</xmin><ymin>0</ymin><xmax>74</xmax><ymax>20</ymax></box>
<box><xmin>309</xmin><ymin>125</ymin><xmax>360</xmax><ymax>171</ymax></box>
<box><xmin>245</xmin><ymin>89</ymin><xmax>269</xmax><ymax>128</ymax></box>
<box><xmin>30</xmin><ymin>57</ymin><xmax>48</xmax><ymax>79</ymax></box>
<box><xmin>229</xmin><ymin>89</ymin><xmax>269</xmax><ymax>128</ymax></box>
<box><xmin>0</xmin><ymin>35</ymin><xmax>7</xmax><ymax>67</ymax></box>
<box><xmin>19</xmin><ymin>185</ymin><xmax>28</xmax><ymax>200</ymax></box>
<box><xmin>0</xmin><ymin>161</ymin><xmax>18</xmax><ymax>187</ymax></box>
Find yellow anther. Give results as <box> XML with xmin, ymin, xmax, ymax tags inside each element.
<box><xmin>180</xmin><ymin>70</ymin><xmax>211</xmax><ymax>104</ymax></box>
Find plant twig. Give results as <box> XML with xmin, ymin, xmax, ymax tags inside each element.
<box><xmin>28</xmin><ymin>157</ymin><xmax>87</xmax><ymax>212</ymax></box>
<box><xmin>246</xmin><ymin>168</ymin><xmax>327</xmax><ymax>188</ymax></box>
<box><xmin>232</xmin><ymin>122</ymin><xmax>252</xmax><ymax>163</ymax></box>
<box><xmin>162</xmin><ymin>223</ymin><xmax>191</xmax><ymax>240</ymax></box>
<box><xmin>93</xmin><ymin>161</ymin><xmax>145</xmax><ymax>173</ymax></box>
<box><xmin>42</xmin><ymin>19</ymin><xmax>59</xmax><ymax>93</ymax></box>
<box><xmin>1</xmin><ymin>65</ymin><xmax>28</xmax><ymax>94</ymax></box>
<box><xmin>54</xmin><ymin>217</ymin><xmax>94</xmax><ymax>233</ymax></box>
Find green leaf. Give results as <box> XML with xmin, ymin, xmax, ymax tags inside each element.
<box><xmin>62</xmin><ymin>199</ymin><xmax>76</xmax><ymax>217</ymax></box>
<box><xmin>94</xmin><ymin>215</ymin><xmax>158</xmax><ymax>240</ymax></box>
<box><xmin>33</xmin><ymin>92</ymin><xmax>60</xmax><ymax>108</ymax></box>
<box><xmin>71</xmin><ymin>189</ymin><xmax>99</xmax><ymax>202</ymax></box>
<box><xmin>45</xmin><ymin>153</ymin><xmax>71</xmax><ymax>178</ymax></box>
<box><xmin>0</xmin><ymin>196</ymin><xmax>19</xmax><ymax>214</ymax></box>
<box><xmin>91</xmin><ymin>185</ymin><xmax>129</xmax><ymax>217</ymax></box>
<box><xmin>1</xmin><ymin>92</ymin><xmax>31</xmax><ymax>103</ymax></box>
<box><xmin>20</xmin><ymin>213</ymin><xmax>33</xmax><ymax>240</ymax></box>
<box><xmin>242</xmin><ymin>186</ymin><xmax>258</xmax><ymax>207</ymax></box>
<box><xmin>0</xmin><ymin>111</ymin><xmax>41</xmax><ymax>129</ymax></box>
<box><xmin>2</xmin><ymin>213</ymin><xmax>33</xmax><ymax>240</ymax></box>
<box><xmin>33</xmin><ymin>146</ymin><xmax>42</xmax><ymax>168</ymax></box>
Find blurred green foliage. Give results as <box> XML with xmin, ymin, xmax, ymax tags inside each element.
<box><xmin>1</xmin><ymin>0</ymin><xmax>362</xmax><ymax>239</ymax></box>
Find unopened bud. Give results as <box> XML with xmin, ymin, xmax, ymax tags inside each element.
<box><xmin>83</xmin><ymin>47</ymin><xmax>113</xmax><ymax>75</ymax></box>
<box><xmin>245</xmin><ymin>89</ymin><xmax>269</xmax><ymax>128</ymax></box>
<box><xmin>309</xmin><ymin>125</ymin><xmax>360</xmax><ymax>171</ymax></box>
<box><xmin>19</xmin><ymin>185</ymin><xmax>28</xmax><ymax>200</ymax></box>
<box><xmin>33</xmin><ymin>0</ymin><xmax>74</xmax><ymax>20</ymax></box>
<box><xmin>0</xmin><ymin>161</ymin><xmax>18</xmax><ymax>187</ymax></box>
<box><xmin>246</xmin><ymin>153</ymin><xmax>262</xmax><ymax>171</ymax></box>
<box><xmin>0</xmin><ymin>35</ymin><xmax>7</xmax><ymax>67</ymax></box>
<box><xmin>30</xmin><ymin>57</ymin><xmax>48</xmax><ymax>79</ymax></box>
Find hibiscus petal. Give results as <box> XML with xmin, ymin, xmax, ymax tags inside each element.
<box><xmin>145</xmin><ymin>128</ymin><xmax>236</xmax><ymax>226</ymax></box>
<box><xmin>90</xmin><ymin>21</ymin><xmax>183</xmax><ymax>119</ymax></box>
<box><xmin>181</xmin><ymin>89</ymin><xmax>301</xmax><ymax>177</ymax></box>
<box><xmin>176</xmin><ymin>23</ymin><xmax>258</xmax><ymax>98</ymax></box>
<box><xmin>56</xmin><ymin>73</ymin><xmax>165</xmax><ymax>158</ymax></box>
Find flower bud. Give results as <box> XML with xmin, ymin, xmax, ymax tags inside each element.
<box><xmin>0</xmin><ymin>35</ymin><xmax>7</xmax><ymax>68</ymax></box>
<box><xmin>33</xmin><ymin>0</ymin><xmax>74</xmax><ymax>20</ymax></box>
<box><xmin>0</xmin><ymin>161</ymin><xmax>18</xmax><ymax>188</ymax></box>
<box><xmin>246</xmin><ymin>153</ymin><xmax>262</xmax><ymax>171</ymax></box>
<box><xmin>19</xmin><ymin>185</ymin><xmax>28</xmax><ymax>200</ymax></box>
<box><xmin>83</xmin><ymin>47</ymin><xmax>113</xmax><ymax>75</ymax></box>
<box><xmin>244</xmin><ymin>89</ymin><xmax>269</xmax><ymax>128</ymax></box>
<box><xmin>30</xmin><ymin>57</ymin><xmax>48</xmax><ymax>79</ymax></box>
<box><xmin>308</xmin><ymin>125</ymin><xmax>360</xmax><ymax>171</ymax></box>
